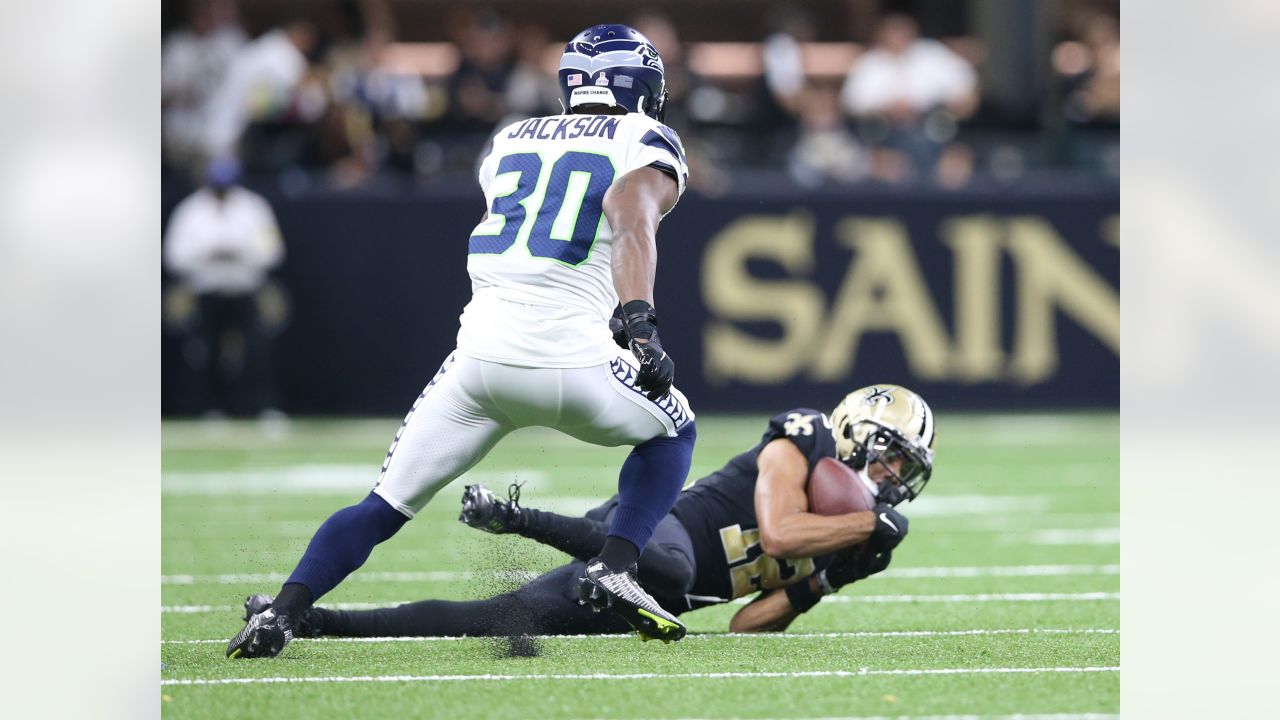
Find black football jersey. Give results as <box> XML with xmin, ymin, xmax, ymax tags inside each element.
<box><xmin>666</xmin><ymin>408</ymin><xmax>842</xmax><ymax>611</ymax></box>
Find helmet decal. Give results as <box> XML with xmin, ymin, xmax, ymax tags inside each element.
<box><xmin>559</xmin><ymin>24</ymin><xmax>667</xmax><ymax>120</ymax></box>
<box><xmin>863</xmin><ymin>386</ymin><xmax>895</xmax><ymax>405</ymax></box>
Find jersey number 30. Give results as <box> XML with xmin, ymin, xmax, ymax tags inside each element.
<box><xmin>469</xmin><ymin>151</ymin><xmax>615</xmax><ymax>266</ymax></box>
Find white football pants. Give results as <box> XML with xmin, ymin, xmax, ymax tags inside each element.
<box><xmin>372</xmin><ymin>349</ymin><xmax>695</xmax><ymax>517</ymax></box>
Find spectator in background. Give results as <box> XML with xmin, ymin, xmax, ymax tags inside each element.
<box><xmin>332</xmin><ymin>33</ymin><xmax>435</xmax><ymax>185</ymax></box>
<box><xmin>1051</xmin><ymin>12</ymin><xmax>1119</xmax><ymax>177</ymax></box>
<box><xmin>447</xmin><ymin>9</ymin><xmax>516</xmax><ymax>132</ymax></box>
<box><xmin>164</xmin><ymin>157</ymin><xmax>286</xmax><ymax>419</ymax></box>
<box><xmin>1057</xmin><ymin>13</ymin><xmax>1120</xmax><ymax>124</ymax></box>
<box><xmin>761</xmin><ymin>5</ymin><xmax>816</xmax><ymax>119</ymax></box>
<box><xmin>504</xmin><ymin>24</ymin><xmax>561</xmax><ymax>119</ymax></box>
<box><xmin>788</xmin><ymin>84</ymin><xmax>869</xmax><ymax>188</ymax></box>
<box><xmin>840</xmin><ymin>14</ymin><xmax>977</xmax><ymax>182</ymax></box>
<box><xmin>203</xmin><ymin>19</ymin><xmax>320</xmax><ymax>159</ymax></box>
<box><xmin>162</xmin><ymin>0</ymin><xmax>246</xmax><ymax>173</ymax></box>
<box><xmin>630</xmin><ymin>10</ymin><xmax>730</xmax><ymax>195</ymax></box>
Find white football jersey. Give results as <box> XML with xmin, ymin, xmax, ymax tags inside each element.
<box><xmin>456</xmin><ymin>112</ymin><xmax>689</xmax><ymax>368</ymax></box>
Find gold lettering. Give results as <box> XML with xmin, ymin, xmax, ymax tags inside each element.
<box><xmin>942</xmin><ymin>216</ymin><xmax>1005</xmax><ymax>381</ymax></box>
<box><xmin>1004</xmin><ymin>217</ymin><xmax>1120</xmax><ymax>384</ymax></box>
<box><xmin>720</xmin><ymin>524</ymin><xmax>815</xmax><ymax>598</ymax></box>
<box><xmin>702</xmin><ymin>214</ymin><xmax>825</xmax><ymax>384</ymax></box>
<box><xmin>719</xmin><ymin>524</ymin><xmax>751</xmax><ymax>563</ymax></box>
<box><xmin>811</xmin><ymin>218</ymin><xmax>951</xmax><ymax>381</ymax></box>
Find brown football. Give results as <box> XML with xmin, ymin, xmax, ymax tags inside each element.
<box><xmin>807</xmin><ymin>457</ymin><xmax>877</xmax><ymax>516</ymax></box>
<box><xmin>808</xmin><ymin>457</ymin><xmax>878</xmax><ymax>559</ymax></box>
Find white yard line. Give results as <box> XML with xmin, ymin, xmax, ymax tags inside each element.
<box><xmin>160</xmin><ymin>468</ymin><xmax>548</xmax><ymax>495</ymax></box>
<box><xmin>163</xmin><ymin>628</ymin><xmax>1118</xmax><ymax>645</ymax></box>
<box><xmin>160</xmin><ymin>666</ymin><xmax>1119</xmax><ymax>686</ymax></box>
<box><xmin>160</xmin><ymin>564</ymin><xmax>1119</xmax><ymax>585</ymax></box>
<box><xmin>662</xmin><ymin>715</ymin><xmax>1118</xmax><ymax>720</ymax></box>
<box><xmin>161</xmin><ymin>591</ymin><xmax>1118</xmax><ymax>614</ymax></box>
<box><xmin>160</xmin><ymin>570</ymin><xmax>540</xmax><ymax>585</ymax></box>
<box><xmin>1027</xmin><ymin>528</ymin><xmax>1121</xmax><ymax>545</ymax></box>
<box><xmin>887</xmin><ymin>564</ymin><xmax>1117</xmax><ymax>578</ymax></box>
<box><xmin>820</xmin><ymin>592</ymin><xmax>1118</xmax><ymax>604</ymax></box>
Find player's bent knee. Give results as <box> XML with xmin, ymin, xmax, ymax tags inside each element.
<box><xmin>677</xmin><ymin>419</ymin><xmax>697</xmax><ymax>443</ymax></box>
<box><xmin>665</xmin><ymin>555</ymin><xmax>697</xmax><ymax>595</ymax></box>
<box><xmin>637</xmin><ymin>418</ymin><xmax>695</xmax><ymax>449</ymax></box>
<box><xmin>371</xmin><ymin>485</ymin><xmax>419</xmax><ymax>519</ymax></box>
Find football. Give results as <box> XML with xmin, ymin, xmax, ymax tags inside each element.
<box><xmin>807</xmin><ymin>456</ymin><xmax>876</xmax><ymax>516</ymax></box>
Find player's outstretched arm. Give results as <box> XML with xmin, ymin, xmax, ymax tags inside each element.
<box><xmin>728</xmin><ymin>587</ymin><xmax>806</xmax><ymax>633</ymax></box>
<box><xmin>755</xmin><ymin>439</ymin><xmax>879</xmax><ymax>559</ymax></box>
<box><xmin>605</xmin><ymin>166</ymin><xmax>680</xmax><ymax>400</ymax></box>
<box><xmin>729</xmin><ymin>546</ymin><xmax>899</xmax><ymax>633</ymax></box>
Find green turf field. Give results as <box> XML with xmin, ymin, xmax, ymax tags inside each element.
<box><xmin>161</xmin><ymin>413</ymin><xmax>1119</xmax><ymax>720</ymax></box>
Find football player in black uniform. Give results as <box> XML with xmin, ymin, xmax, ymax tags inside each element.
<box><xmin>240</xmin><ymin>384</ymin><xmax>936</xmax><ymax>639</ymax></box>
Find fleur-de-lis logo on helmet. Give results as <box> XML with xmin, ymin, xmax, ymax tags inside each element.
<box><xmin>862</xmin><ymin>386</ymin><xmax>895</xmax><ymax>406</ymax></box>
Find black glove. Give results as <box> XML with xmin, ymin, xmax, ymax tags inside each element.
<box><xmin>608</xmin><ymin>314</ymin><xmax>629</xmax><ymax>349</ymax></box>
<box><xmin>869</xmin><ymin>502</ymin><xmax>908</xmax><ymax>552</ymax></box>
<box><xmin>818</xmin><ymin>548</ymin><xmax>894</xmax><ymax>593</ymax></box>
<box><xmin>622</xmin><ymin>300</ymin><xmax>675</xmax><ymax>401</ymax></box>
<box><xmin>876</xmin><ymin>481</ymin><xmax>910</xmax><ymax>507</ymax></box>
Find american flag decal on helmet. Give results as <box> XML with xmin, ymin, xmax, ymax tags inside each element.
<box><xmin>567</xmin><ymin>73</ymin><xmax>583</xmax><ymax>86</ymax></box>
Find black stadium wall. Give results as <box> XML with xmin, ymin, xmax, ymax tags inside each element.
<box><xmin>161</xmin><ymin>184</ymin><xmax>1119</xmax><ymax>415</ymax></box>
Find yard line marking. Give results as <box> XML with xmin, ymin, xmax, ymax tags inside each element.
<box><xmin>885</xmin><ymin>564</ymin><xmax>1118</xmax><ymax>578</ymax></box>
<box><xmin>903</xmin><ymin>495</ymin><xmax>1048</xmax><ymax>517</ymax></box>
<box><xmin>160</xmin><ymin>666</ymin><xmax>1119</xmax><ymax>686</ymax></box>
<box><xmin>817</xmin><ymin>592</ymin><xmax>1118</xmax><ymax>604</ymax></box>
<box><xmin>160</xmin><ymin>570</ymin><xmax>541</xmax><ymax>585</ymax></box>
<box><xmin>663</xmin><ymin>715</ymin><xmax>1118</xmax><ymax>720</ymax></box>
<box><xmin>160</xmin><ymin>469</ymin><xmax>547</xmax><ymax>495</ymax></box>
<box><xmin>162</xmin><ymin>627</ymin><xmax>1119</xmax><ymax>644</ymax></box>
<box><xmin>160</xmin><ymin>564</ymin><xmax>1119</xmax><ymax>585</ymax></box>
<box><xmin>161</xmin><ymin>592</ymin><xmax>1118</xmax><ymax>614</ymax></box>
<box><xmin>1028</xmin><ymin>528</ymin><xmax>1121</xmax><ymax>545</ymax></box>
<box><xmin>664</xmin><ymin>715</ymin><xmax>1118</xmax><ymax>720</ymax></box>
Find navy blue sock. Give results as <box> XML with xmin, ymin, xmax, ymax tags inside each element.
<box><xmin>280</xmin><ymin>492</ymin><xmax>410</xmax><ymax>610</ymax></box>
<box><xmin>605</xmin><ymin>421</ymin><xmax>697</xmax><ymax>567</ymax></box>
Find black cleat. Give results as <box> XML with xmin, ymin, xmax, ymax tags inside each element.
<box><xmin>226</xmin><ymin>606</ymin><xmax>293</xmax><ymax>659</ymax></box>
<box><xmin>240</xmin><ymin>594</ymin><xmax>322</xmax><ymax>638</ymax></box>
<box><xmin>459</xmin><ymin>482</ymin><xmax>524</xmax><ymax>534</ymax></box>
<box><xmin>243</xmin><ymin>593</ymin><xmax>274</xmax><ymax>621</ymax></box>
<box><xmin>577</xmin><ymin>560</ymin><xmax>686</xmax><ymax>643</ymax></box>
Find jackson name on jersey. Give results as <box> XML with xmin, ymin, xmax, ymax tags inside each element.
<box><xmin>456</xmin><ymin>112</ymin><xmax>689</xmax><ymax>369</ymax></box>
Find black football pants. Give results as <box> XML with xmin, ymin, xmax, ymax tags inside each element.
<box><xmin>307</xmin><ymin>504</ymin><xmax>698</xmax><ymax>637</ymax></box>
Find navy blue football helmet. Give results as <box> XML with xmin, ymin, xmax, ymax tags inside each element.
<box><xmin>558</xmin><ymin>24</ymin><xmax>667</xmax><ymax>121</ymax></box>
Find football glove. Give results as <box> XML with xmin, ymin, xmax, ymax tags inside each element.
<box><xmin>876</xmin><ymin>481</ymin><xmax>911</xmax><ymax>507</ymax></box>
<box><xmin>817</xmin><ymin>548</ymin><xmax>894</xmax><ymax>594</ymax></box>
<box><xmin>608</xmin><ymin>313</ymin><xmax>629</xmax><ymax>349</ymax></box>
<box><xmin>622</xmin><ymin>300</ymin><xmax>675</xmax><ymax>401</ymax></box>
<box><xmin>868</xmin><ymin>502</ymin><xmax>908</xmax><ymax>552</ymax></box>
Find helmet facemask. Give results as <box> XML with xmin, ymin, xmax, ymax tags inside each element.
<box><xmin>842</xmin><ymin>420</ymin><xmax>933</xmax><ymax>505</ymax></box>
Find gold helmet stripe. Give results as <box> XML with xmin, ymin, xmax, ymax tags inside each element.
<box><xmin>919</xmin><ymin>395</ymin><xmax>935</xmax><ymax>447</ymax></box>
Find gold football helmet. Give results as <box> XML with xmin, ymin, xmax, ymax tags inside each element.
<box><xmin>831</xmin><ymin>384</ymin><xmax>936</xmax><ymax>504</ymax></box>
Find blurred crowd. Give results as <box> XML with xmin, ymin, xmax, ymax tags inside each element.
<box><xmin>162</xmin><ymin>1</ymin><xmax>1119</xmax><ymax>194</ymax></box>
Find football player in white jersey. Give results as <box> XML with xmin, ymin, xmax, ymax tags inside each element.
<box><xmin>228</xmin><ymin>24</ymin><xmax>697</xmax><ymax>658</ymax></box>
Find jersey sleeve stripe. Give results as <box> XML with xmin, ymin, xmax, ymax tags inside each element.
<box><xmin>647</xmin><ymin>160</ymin><xmax>683</xmax><ymax>184</ymax></box>
<box><xmin>640</xmin><ymin>129</ymin><xmax>686</xmax><ymax>166</ymax></box>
